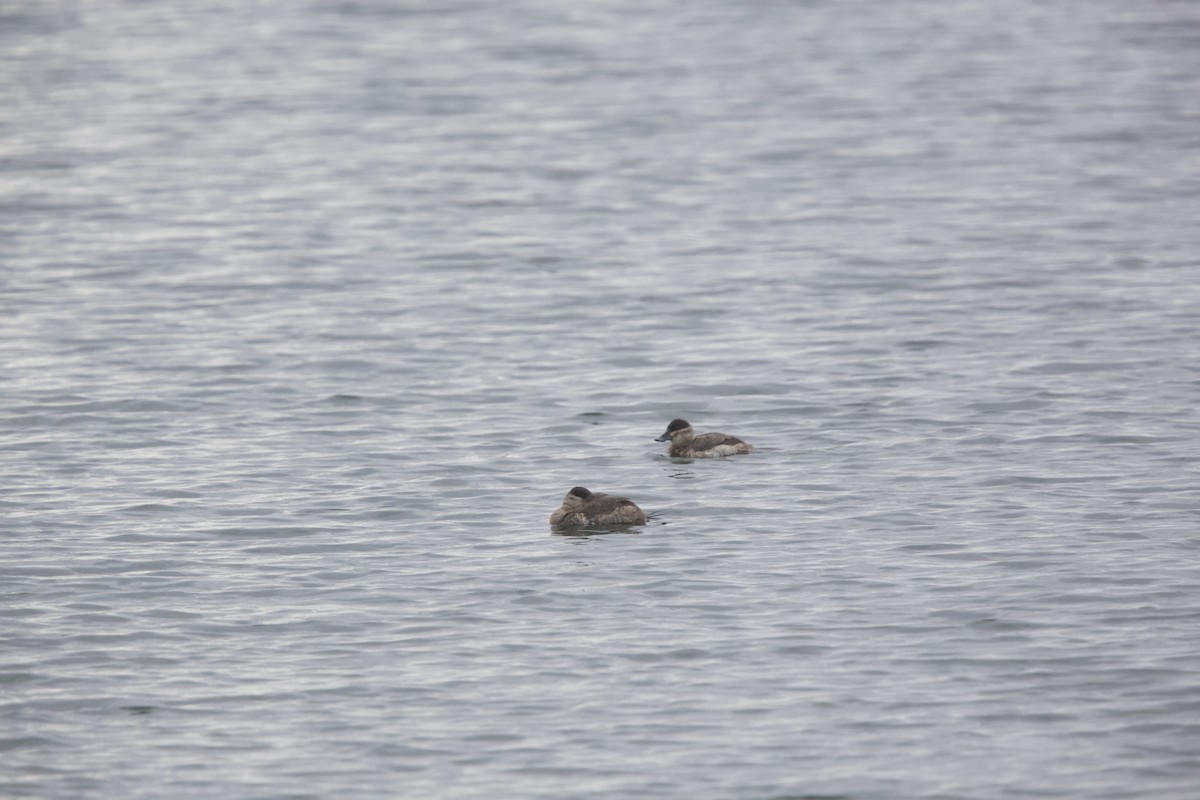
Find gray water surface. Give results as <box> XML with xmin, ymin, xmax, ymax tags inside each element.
<box><xmin>3</xmin><ymin>1</ymin><xmax>1199</xmax><ymax>798</ymax></box>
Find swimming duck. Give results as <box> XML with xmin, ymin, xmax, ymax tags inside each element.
<box><xmin>655</xmin><ymin>418</ymin><xmax>754</xmax><ymax>458</ymax></box>
<box><xmin>550</xmin><ymin>486</ymin><xmax>647</xmax><ymax>528</ymax></box>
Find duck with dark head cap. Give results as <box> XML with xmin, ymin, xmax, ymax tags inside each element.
<box><xmin>655</xmin><ymin>418</ymin><xmax>754</xmax><ymax>458</ymax></box>
<box><xmin>550</xmin><ymin>486</ymin><xmax>647</xmax><ymax>528</ymax></box>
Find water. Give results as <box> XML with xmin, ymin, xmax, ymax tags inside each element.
<box><xmin>3</xmin><ymin>1</ymin><xmax>1199</xmax><ymax>797</ymax></box>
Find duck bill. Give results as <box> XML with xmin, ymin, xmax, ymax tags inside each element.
<box><xmin>654</xmin><ymin>432</ymin><xmax>670</xmax><ymax>442</ymax></box>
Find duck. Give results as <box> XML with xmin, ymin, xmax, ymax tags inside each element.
<box><xmin>550</xmin><ymin>486</ymin><xmax>647</xmax><ymax>528</ymax></box>
<box><xmin>655</xmin><ymin>418</ymin><xmax>754</xmax><ymax>458</ymax></box>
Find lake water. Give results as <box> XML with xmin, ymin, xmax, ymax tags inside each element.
<box><xmin>3</xmin><ymin>1</ymin><xmax>1199</xmax><ymax>798</ymax></box>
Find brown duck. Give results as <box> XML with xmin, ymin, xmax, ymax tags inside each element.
<box><xmin>550</xmin><ymin>486</ymin><xmax>647</xmax><ymax>528</ymax></box>
<box><xmin>655</xmin><ymin>418</ymin><xmax>754</xmax><ymax>458</ymax></box>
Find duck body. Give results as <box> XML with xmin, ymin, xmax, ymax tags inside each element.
<box><xmin>656</xmin><ymin>418</ymin><xmax>754</xmax><ymax>458</ymax></box>
<box><xmin>550</xmin><ymin>486</ymin><xmax>647</xmax><ymax>528</ymax></box>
